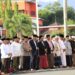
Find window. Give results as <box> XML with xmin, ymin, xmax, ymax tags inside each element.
<box><xmin>30</xmin><ymin>11</ymin><xmax>36</xmax><ymax>16</ymax></box>
<box><xmin>19</xmin><ymin>10</ymin><xmax>24</xmax><ymax>13</ymax></box>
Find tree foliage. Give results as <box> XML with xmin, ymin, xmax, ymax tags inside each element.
<box><xmin>0</xmin><ymin>0</ymin><xmax>2</xmax><ymax>18</ymax></box>
<box><xmin>68</xmin><ymin>29</ymin><xmax>75</xmax><ymax>36</ymax></box>
<box><xmin>39</xmin><ymin>2</ymin><xmax>75</xmax><ymax>26</ymax></box>
<box><xmin>67</xmin><ymin>19</ymin><xmax>75</xmax><ymax>25</ymax></box>
<box><xmin>0</xmin><ymin>0</ymin><xmax>32</xmax><ymax>38</ymax></box>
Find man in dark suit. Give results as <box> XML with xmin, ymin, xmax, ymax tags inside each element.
<box><xmin>29</xmin><ymin>35</ymin><xmax>39</xmax><ymax>70</ymax></box>
<box><xmin>38</xmin><ymin>35</ymin><xmax>48</xmax><ymax>69</ymax></box>
<box><xmin>44</xmin><ymin>35</ymin><xmax>54</xmax><ymax>68</ymax></box>
<box><xmin>69</xmin><ymin>37</ymin><xmax>75</xmax><ymax>66</ymax></box>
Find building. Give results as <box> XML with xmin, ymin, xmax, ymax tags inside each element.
<box><xmin>0</xmin><ymin>0</ymin><xmax>46</xmax><ymax>36</ymax></box>
<box><xmin>12</xmin><ymin>0</ymin><xmax>36</xmax><ymax>17</ymax></box>
<box><xmin>39</xmin><ymin>24</ymin><xmax>75</xmax><ymax>35</ymax></box>
<box><xmin>0</xmin><ymin>0</ymin><xmax>37</xmax><ymax>36</ymax></box>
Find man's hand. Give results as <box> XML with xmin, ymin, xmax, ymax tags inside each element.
<box><xmin>36</xmin><ymin>47</ymin><xmax>39</xmax><ymax>50</ymax></box>
<box><xmin>74</xmin><ymin>49</ymin><xmax>75</xmax><ymax>51</ymax></box>
<box><xmin>45</xmin><ymin>49</ymin><xmax>47</xmax><ymax>53</ymax></box>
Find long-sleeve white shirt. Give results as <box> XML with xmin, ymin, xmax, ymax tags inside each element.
<box><xmin>1</xmin><ymin>43</ymin><xmax>12</xmax><ymax>59</ymax></box>
<box><xmin>64</xmin><ymin>40</ymin><xmax>72</xmax><ymax>55</ymax></box>
<box><xmin>11</xmin><ymin>41</ymin><xmax>23</xmax><ymax>57</ymax></box>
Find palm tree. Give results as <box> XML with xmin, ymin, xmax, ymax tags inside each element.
<box><xmin>3</xmin><ymin>1</ymin><xmax>32</xmax><ymax>38</ymax></box>
<box><xmin>0</xmin><ymin>0</ymin><xmax>2</xmax><ymax>18</ymax></box>
<box><xmin>13</xmin><ymin>13</ymin><xmax>32</xmax><ymax>37</ymax></box>
<box><xmin>3</xmin><ymin>0</ymin><xmax>14</xmax><ymax>38</ymax></box>
<box><xmin>13</xmin><ymin>2</ymin><xmax>32</xmax><ymax>37</ymax></box>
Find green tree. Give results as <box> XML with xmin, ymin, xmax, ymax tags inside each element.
<box><xmin>67</xmin><ymin>7</ymin><xmax>75</xmax><ymax>20</ymax></box>
<box><xmin>39</xmin><ymin>2</ymin><xmax>75</xmax><ymax>26</ymax></box>
<box><xmin>0</xmin><ymin>0</ymin><xmax>2</xmax><ymax>18</ymax></box>
<box><xmin>13</xmin><ymin>2</ymin><xmax>32</xmax><ymax>37</ymax></box>
<box><xmin>68</xmin><ymin>29</ymin><xmax>75</xmax><ymax>35</ymax></box>
<box><xmin>7</xmin><ymin>0</ymin><xmax>11</xmax><ymax>10</ymax></box>
<box><xmin>39</xmin><ymin>2</ymin><xmax>63</xmax><ymax>25</ymax></box>
<box><xmin>14</xmin><ymin>2</ymin><xmax>18</xmax><ymax>16</ymax></box>
<box><xmin>67</xmin><ymin>19</ymin><xmax>75</xmax><ymax>25</ymax></box>
<box><xmin>3</xmin><ymin>0</ymin><xmax>32</xmax><ymax>38</ymax></box>
<box><xmin>52</xmin><ymin>2</ymin><xmax>61</xmax><ymax>12</ymax></box>
<box><xmin>39</xmin><ymin>8</ymin><xmax>54</xmax><ymax>26</ymax></box>
<box><xmin>3</xmin><ymin>0</ymin><xmax>14</xmax><ymax>38</ymax></box>
<box><xmin>13</xmin><ymin>14</ymin><xmax>32</xmax><ymax>37</ymax></box>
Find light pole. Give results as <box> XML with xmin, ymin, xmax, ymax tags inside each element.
<box><xmin>36</xmin><ymin>0</ymin><xmax>39</xmax><ymax>36</ymax></box>
<box><xmin>63</xmin><ymin>0</ymin><xmax>67</xmax><ymax>37</ymax></box>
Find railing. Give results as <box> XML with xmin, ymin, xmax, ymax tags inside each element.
<box><xmin>39</xmin><ymin>25</ymin><xmax>75</xmax><ymax>29</ymax></box>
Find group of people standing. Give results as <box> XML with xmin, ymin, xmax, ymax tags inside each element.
<box><xmin>0</xmin><ymin>34</ymin><xmax>75</xmax><ymax>74</ymax></box>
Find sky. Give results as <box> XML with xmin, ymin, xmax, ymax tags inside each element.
<box><xmin>38</xmin><ymin>0</ymin><xmax>75</xmax><ymax>9</ymax></box>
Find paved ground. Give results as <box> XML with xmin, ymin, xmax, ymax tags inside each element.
<box><xmin>11</xmin><ymin>68</ymin><xmax>75</xmax><ymax>75</ymax></box>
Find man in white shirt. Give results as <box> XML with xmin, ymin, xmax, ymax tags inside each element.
<box><xmin>64</xmin><ymin>36</ymin><xmax>72</xmax><ymax>67</ymax></box>
<box><xmin>53</xmin><ymin>36</ymin><xmax>62</xmax><ymax>67</ymax></box>
<box><xmin>11</xmin><ymin>36</ymin><xmax>23</xmax><ymax>70</ymax></box>
<box><xmin>59</xmin><ymin>34</ymin><xmax>67</xmax><ymax>67</ymax></box>
<box><xmin>1</xmin><ymin>38</ymin><xmax>12</xmax><ymax>73</ymax></box>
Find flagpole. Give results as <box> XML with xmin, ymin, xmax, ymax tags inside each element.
<box><xmin>63</xmin><ymin>0</ymin><xmax>67</xmax><ymax>37</ymax></box>
<box><xmin>36</xmin><ymin>0</ymin><xmax>39</xmax><ymax>36</ymax></box>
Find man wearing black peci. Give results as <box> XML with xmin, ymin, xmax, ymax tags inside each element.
<box><xmin>29</xmin><ymin>34</ymin><xmax>39</xmax><ymax>70</ymax></box>
<box><xmin>38</xmin><ymin>35</ymin><xmax>48</xmax><ymax>69</ymax></box>
<box><xmin>44</xmin><ymin>35</ymin><xmax>54</xmax><ymax>68</ymax></box>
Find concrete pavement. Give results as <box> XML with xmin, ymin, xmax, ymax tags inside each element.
<box><xmin>12</xmin><ymin>68</ymin><xmax>75</xmax><ymax>75</ymax></box>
